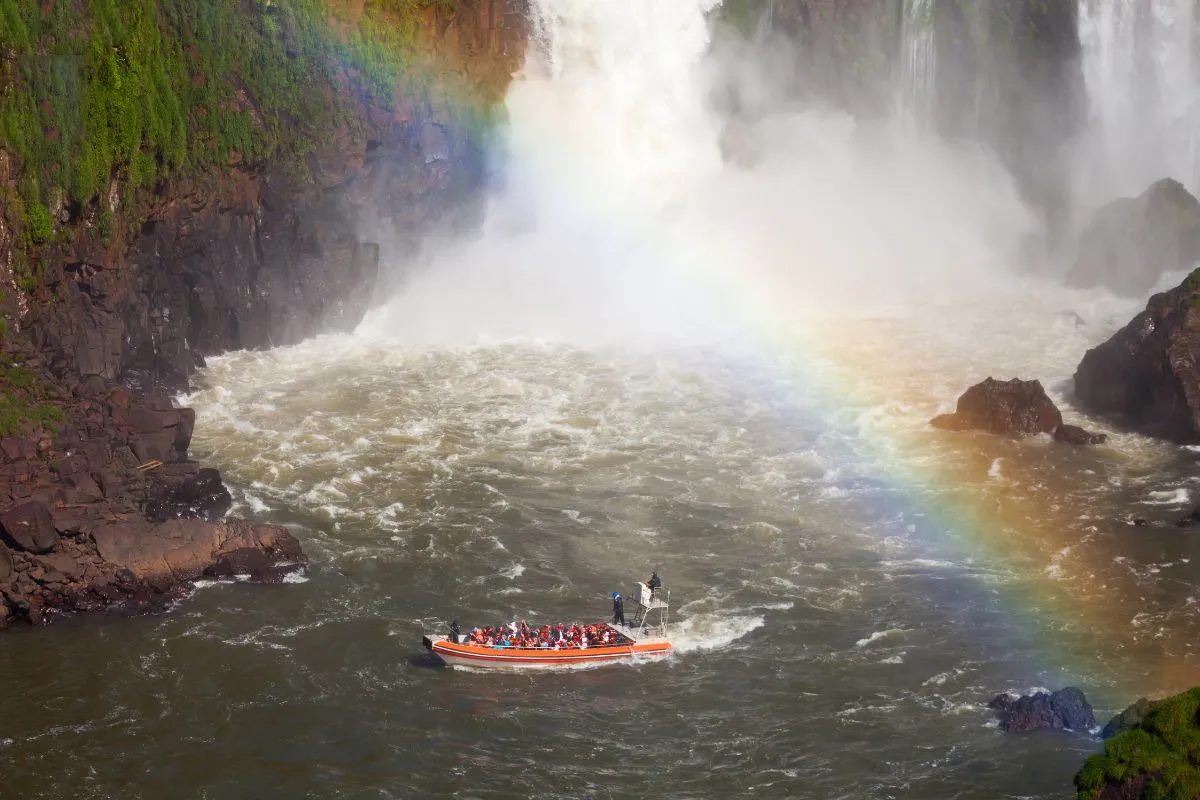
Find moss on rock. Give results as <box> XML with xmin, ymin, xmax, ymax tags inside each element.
<box><xmin>1076</xmin><ymin>687</ymin><xmax>1200</xmax><ymax>800</ymax></box>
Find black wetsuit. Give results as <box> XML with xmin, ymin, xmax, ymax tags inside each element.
<box><xmin>613</xmin><ymin>596</ymin><xmax>625</xmax><ymax>625</ymax></box>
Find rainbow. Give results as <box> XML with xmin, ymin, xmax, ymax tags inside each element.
<box><xmin>430</xmin><ymin>0</ymin><xmax>1200</xmax><ymax>704</ymax></box>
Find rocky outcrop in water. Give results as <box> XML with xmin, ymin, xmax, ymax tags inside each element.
<box><xmin>1073</xmin><ymin>269</ymin><xmax>1200</xmax><ymax>444</ymax></box>
<box><xmin>930</xmin><ymin>377</ymin><xmax>1104</xmax><ymax>446</ymax></box>
<box><xmin>1076</xmin><ymin>688</ymin><xmax>1200</xmax><ymax>799</ymax></box>
<box><xmin>1099</xmin><ymin>697</ymin><xmax>1157</xmax><ymax>740</ymax></box>
<box><xmin>0</xmin><ymin>340</ymin><xmax>305</xmax><ymax>628</ymax></box>
<box><xmin>1053</xmin><ymin>424</ymin><xmax>1108</xmax><ymax>445</ymax></box>
<box><xmin>932</xmin><ymin>378</ymin><xmax>1063</xmax><ymax>437</ymax></box>
<box><xmin>988</xmin><ymin>687</ymin><xmax>1095</xmax><ymax>733</ymax></box>
<box><xmin>1068</xmin><ymin>178</ymin><xmax>1200</xmax><ymax>298</ymax></box>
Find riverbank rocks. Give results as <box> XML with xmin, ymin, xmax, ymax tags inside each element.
<box><xmin>93</xmin><ymin>519</ymin><xmax>302</xmax><ymax>586</ymax></box>
<box><xmin>1068</xmin><ymin>177</ymin><xmax>1200</xmax><ymax>297</ymax></box>
<box><xmin>1076</xmin><ymin>687</ymin><xmax>1200</xmax><ymax>799</ymax></box>
<box><xmin>0</xmin><ymin>337</ymin><xmax>307</xmax><ymax>629</ymax></box>
<box><xmin>145</xmin><ymin>467</ymin><xmax>232</xmax><ymax>522</ymax></box>
<box><xmin>1074</xmin><ymin>268</ymin><xmax>1200</xmax><ymax>444</ymax></box>
<box><xmin>988</xmin><ymin>687</ymin><xmax>1096</xmax><ymax>733</ymax></box>
<box><xmin>932</xmin><ymin>378</ymin><xmax>1063</xmax><ymax>437</ymax></box>
<box><xmin>0</xmin><ymin>501</ymin><xmax>59</xmax><ymax>553</ymax></box>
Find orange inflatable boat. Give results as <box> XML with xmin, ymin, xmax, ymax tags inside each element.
<box><xmin>423</xmin><ymin>581</ymin><xmax>672</xmax><ymax>670</ymax></box>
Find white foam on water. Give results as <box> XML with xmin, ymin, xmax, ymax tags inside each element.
<box><xmin>670</xmin><ymin>613</ymin><xmax>765</xmax><ymax>653</ymax></box>
<box><xmin>855</xmin><ymin>628</ymin><xmax>908</xmax><ymax>648</ymax></box>
<box><xmin>1141</xmin><ymin>488</ymin><xmax>1190</xmax><ymax>506</ymax></box>
<box><xmin>499</xmin><ymin>564</ymin><xmax>526</xmax><ymax>580</ymax></box>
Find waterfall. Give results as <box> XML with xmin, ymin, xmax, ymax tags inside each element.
<box><xmin>1077</xmin><ymin>0</ymin><xmax>1200</xmax><ymax>208</ymax></box>
<box><xmin>753</xmin><ymin>0</ymin><xmax>777</xmax><ymax>45</ymax></box>
<box><xmin>899</xmin><ymin>0</ymin><xmax>937</xmax><ymax>126</ymax></box>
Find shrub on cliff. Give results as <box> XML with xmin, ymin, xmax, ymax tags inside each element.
<box><xmin>1075</xmin><ymin>687</ymin><xmax>1200</xmax><ymax>800</ymax></box>
<box><xmin>0</xmin><ymin>0</ymin><xmax>449</xmax><ymax>220</ymax></box>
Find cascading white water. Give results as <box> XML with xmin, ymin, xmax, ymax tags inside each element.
<box><xmin>899</xmin><ymin>0</ymin><xmax>938</xmax><ymax>127</ymax></box>
<box><xmin>358</xmin><ymin>0</ymin><xmax>1039</xmax><ymax>349</ymax></box>
<box><xmin>356</xmin><ymin>0</ymin><xmax>729</xmax><ymax>346</ymax></box>
<box><xmin>1076</xmin><ymin>0</ymin><xmax>1200</xmax><ymax>208</ymax></box>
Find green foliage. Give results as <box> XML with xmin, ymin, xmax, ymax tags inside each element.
<box><xmin>0</xmin><ymin>364</ymin><xmax>63</xmax><ymax>436</ymax></box>
<box><xmin>98</xmin><ymin>209</ymin><xmax>114</xmax><ymax>247</ymax></box>
<box><xmin>0</xmin><ymin>0</ymin><xmax>462</xmax><ymax>210</ymax></box>
<box><xmin>26</xmin><ymin>203</ymin><xmax>52</xmax><ymax>244</ymax></box>
<box><xmin>1076</xmin><ymin>688</ymin><xmax>1200</xmax><ymax>800</ymax></box>
<box><xmin>714</xmin><ymin>0</ymin><xmax>772</xmax><ymax>36</ymax></box>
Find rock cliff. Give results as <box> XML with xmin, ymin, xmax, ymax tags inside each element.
<box><xmin>1067</xmin><ymin>178</ymin><xmax>1200</xmax><ymax>298</ymax></box>
<box><xmin>1074</xmin><ymin>268</ymin><xmax>1200</xmax><ymax>444</ymax></box>
<box><xmin>0</xmin><ymin>0</ymin><xmax>529</xmax><ymax>627</ymax></box>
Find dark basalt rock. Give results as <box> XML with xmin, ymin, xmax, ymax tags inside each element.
<box><xmin>1068</xmin><ymin>178</ymin><xmax>1200</xmax><ymax>297</ymax></box>
<box><xmin>1174</xmin><ymin>507</ymin><xmax>1200</xmax><ymax>528</ymax></box>
<box><xmin>0</xmin><ymin>501</ymin><xmax>59</xmax><ymax>554</ymax></box>
<box><xmin>146</xmin><ymin>467</ymin><xmax>232</xmax><ymax>522</ymax></box>
<box><xmin>988</xmin><ymin>686</ymin><xmax>1095</xmax><ymax>733</ymax></box>
<box><xmin>1074</xmin><ymin>268</ymin><xmax>1200</xmax><ymax>444</ymax></box>
<box><xmin>1101</xmin><ymin>697</ymin><xmax>1157</xmax><ymax>739</ymax></box>
<box><xmin>1053</xmin><ymin>423</ymin><xmax>1108</xmax><ymax>445</ymax></box>
<box><xmin>931</xmin><ymin>377</ymin><xmax>1062</xmax><ymax>438</ymax></box>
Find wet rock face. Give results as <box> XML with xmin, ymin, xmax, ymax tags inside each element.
<box><xmin>1074</xmin><ymin>269</ymin><xmax>1200</xmax><ymax>444</ymax></box>
<box><xmin>0</xmin><ymin>340</ymin><xmax>306</xmax><ymax>629</ymax></box>
<box><xmin>93</xmin><ymin>518</ymin><xmax>302</xmax><ymax>586</ymax></box>
<box><xmin>988</xmin><ymin>687</ymin><xmax>1096</xmax><ymax>733</ymax></box>
<box><xmin>1100</xmin><ymin>697</ymin><xmax>1157</xmax><ymax>740</ymax></box>
<box><xmin>1053</xmin><ymin>423</ymin><xmax>1108</xmax><ymax>445</ymax></box>
<box><xmin>146</xmin><ymin>468</ymin><xmax>232</xmax><ymax>523</ymax></box>
<box><xmin>1069</xmin><ymin>178</ymin><xmax>1200</xmax><ymax>298</ymax></box>
<box><xmin>931</xmin><ymin>377</ymin><xmax>1063</xmax><ymax>438</ymax></box>
<box><xmin>0</xmin><ymin>501</ymin><xmax>59</xmax><ymax>554</ymax></box>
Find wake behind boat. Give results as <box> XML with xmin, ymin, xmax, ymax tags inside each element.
<box><xmin>423</xmin><ymin>577</ymin><xmax>672</xmax><ymax>669</ymax></box>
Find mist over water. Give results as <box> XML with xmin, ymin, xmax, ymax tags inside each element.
<box><xmin>1077</xmin><ymin>0</ymin><xmax>1200</xmax><ymax>207</ymax></box>
<box><xmin>10</xmin><ymin>2</ymin><xmax>1200</xmax><ymax>799</ymax></box>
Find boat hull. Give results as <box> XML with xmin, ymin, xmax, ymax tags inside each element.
<box><xmin>428</xmin><ymin>637</ymin><xmax>671</xmax><ymax>669</ymax></box>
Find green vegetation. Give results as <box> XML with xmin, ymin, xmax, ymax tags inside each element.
<box><xmin>0</xmin><ymin>364</ymin><xmax>64</xmax><ymax>436</ymax></box>
<box><xmin>716</xmin><ymin>0</ymin><xmax>772</xmax><ymax>36</ymax></box>
<box><xmin>0</xmin><ymin>0</ymin><xmax>464</xmax><ymax>242</ymax></box>
<box><xmin>1076</xmin><ymin>687</ymin><xmax>1200</xmax><ymax>800</ymax></box>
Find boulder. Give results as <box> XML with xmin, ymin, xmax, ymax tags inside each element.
<box><xmin>92</xmin><ymin>518</ymin><xmax>303</xmax><ymax>583</ymax></box>
<box><xmin>0</xmin><ymin>541</ymin><xmax>12</xmax><ymax>580</ymax></box>
<box><xmin>1053</xmin><ymin>423</ymin><xmax>1108</xmax><ymax>445</ymax></box>
<box><xmin>1068</xmin><ymin>177</ymin><xmax>1200</xmax><ymax>297</ymax></box>
<box><xmin>988</xmin><ymin>687</ymin><xmax>1095</xmax><ymax>733</ymax></box>
<box><xmin>931</xmin><ymin>378</ymin><xmax>1063</xmax><ymax>438</ymax></box>
<box><xmin>145</xmin><ymin>467</ymin><xmax>232</xmax><ymax>522</ymax></box>
<box><xmin>1100</xmin><ymin>697</ymin><xmax>1157</xmax><ymax>739</ymax></box>
<box><xmin>1174</xmin><ymin>507</ymin><xmax>1200</xmax><ymax>528</ymax></box>
<box><xmin>1074</xmin><ymin>268</ymin><xmax>1200</xmax><ymax>443</ymax></box>
<box><xmin>0</xmin><ymin>501</ymin><xmax>59</xmax><ymax>554</ymax></box>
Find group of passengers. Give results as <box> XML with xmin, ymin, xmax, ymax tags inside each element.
<box><xmin>466</xmin><ymin>621</ymin><xmax>628</xmax><ymax>650</ymax></box>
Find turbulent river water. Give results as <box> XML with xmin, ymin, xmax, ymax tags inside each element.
<box><xmin>6</xmin><ymin>1</ymin><xmax>1200</xmax><ymax>799</ymax></box>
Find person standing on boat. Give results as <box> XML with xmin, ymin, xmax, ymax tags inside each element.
<box><xmin>449</xmin><ymin>619</ymin><xmax>461</xmax><ymax>644</ymax></box>
<box><xmin>612</xmin><ymin>592</ymin><xmax>625</xmax><ymax>626</ymax></box>
<box><xmin>647</xmin><ymin>571</ymin><xmax>662</xmax><ymax>597</ymax></box>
